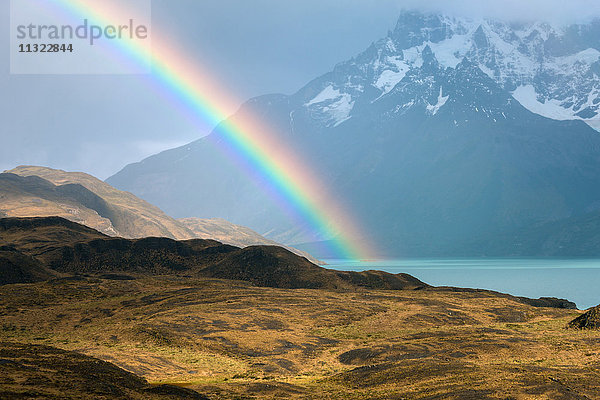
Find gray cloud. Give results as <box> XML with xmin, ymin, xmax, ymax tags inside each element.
<box><xmin>397</xmin><ymin>0</ymin><xmax>600</xmax><ymax>24</ymax></box>
<box><xmin>2</xmin><ymin>0</ymin><xmax>600</xmax><ymax>180</ymax></box>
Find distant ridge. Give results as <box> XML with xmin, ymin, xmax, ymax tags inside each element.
<box><xmin>0</xmin><ymin>216</ymin><xmax>427</xmax><ymax>291</ymax></box>
<box><xmin>0</xmin><ymin>172</ymin><xmax>119</xmax><ymax>236</ymax></box>
<box><xmin>5</xmin><ymin>166</ymin><xmax>199</xmax><ymax>239</ymax></box>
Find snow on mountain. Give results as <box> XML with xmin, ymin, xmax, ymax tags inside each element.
<box><xmin>303</xmin><ymin>11</ymin><xmax>600</xmax><ymax>130</ymax></box>
<box><xmin>306</xmin><ymin>85</ymin><xmax>342</xmax><ymax>106</ymax></box>
<box><xmin>426</xmin><ymin>87</ymin><xmax>449</xmax><ymax>116</ymax></box>
<box><xmin>512</xmin><ymin>85</ymin><xmax>582</xmax><ymax>120</ymax></box>
<box><xmin>374</xmin><ymin>60</ymin><xmax>410</xmax><ymax>95</ymax></box>
<box><xmin>305</xmin><ymin>85</ymin><xmax>355</xmax><ymax>127</ymax></box>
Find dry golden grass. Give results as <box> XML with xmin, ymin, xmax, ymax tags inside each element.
<box><xmin>0</xmin><ymin>275</ymin><xmax>598</xmax><ymax>399</ymax></box>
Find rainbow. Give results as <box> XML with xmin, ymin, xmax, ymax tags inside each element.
<box><xmin>48</xmin><ymin>0</ymin><xmax>376</xmax><ymax>259</ymax></box>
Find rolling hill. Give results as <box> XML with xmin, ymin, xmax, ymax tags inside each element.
<box><xmin>0</xmin><ymin>245</ymin><xmax>58</xmax><ymax>285</ymax></box>
<box><xmin>0</xmin><ymin>216</ymin><xmax>426</xmax><ymax>290</ymax></box>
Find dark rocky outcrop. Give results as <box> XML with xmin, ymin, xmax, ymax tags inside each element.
<box><xmin>569</xmin><ymin>305</ymin><xmax>600</xmax><ymax>329</ymax></box>
<box><xmin>519</xmin><ymin>297</ymin><xmax>577</xmax><ymax>310</ymax></box>
<box><xmin>431</xmin><ymin>287</ymin><xmax>577</xmax><ymax>310</ymax></box>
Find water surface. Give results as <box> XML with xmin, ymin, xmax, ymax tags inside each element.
<box><xmin>325</xmin><ymin>259</ymin><xmax>600</xmax><ymax>310</ymax></box>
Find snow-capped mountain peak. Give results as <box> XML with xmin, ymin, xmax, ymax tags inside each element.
<box><xmin>302</xmin><ymin>10</ymin><xmax>600</xmax><ymax>130</ymax></box>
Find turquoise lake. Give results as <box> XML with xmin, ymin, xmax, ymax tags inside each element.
<box><xmin>324</xmin><ymin>259</ymin><xmax>600</xmax><ymax>310</ymax></box>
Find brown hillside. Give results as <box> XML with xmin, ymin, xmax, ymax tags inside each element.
<box><xmin>0</xmin><ymin>173</ymin><xmax>118</xmax><ymax>236</ymax></box>
<box><xmin>4</xmin><ymin>166</ymin><xmax>315</xmax><ymax>260</ymax></box>
<box><xmin>7</xmin><ymin>166</ymin><xmax>195</xmax><ymax>239</ymax></box>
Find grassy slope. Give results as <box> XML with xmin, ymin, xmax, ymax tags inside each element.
<box><xmin>0</xmin><ymin>216</ymin><xmax>595</xmax><ymax>398</ymax></box>
<box><xmin>0</xmin><ymin>342</ymin><xmax>209</xmax><ymax>399</ymax></box>
<box><xmin>0</xmin><ymin>276</ymin><xmax>597</xmax><ymax>399</ymax></box>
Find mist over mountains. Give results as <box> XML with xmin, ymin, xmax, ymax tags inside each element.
<box><xmin>108</xmin><ymin>11</ymin><xmax>600</xmax><ymax>257</ymax></box>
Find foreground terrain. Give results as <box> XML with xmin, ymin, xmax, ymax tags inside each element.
<box><xmin>0</xmin><ymin>216</ymin><xmax>598</xmax><ymax>399</ymax></box>
<box><xmin>0</xmin><ymin>274</ymin><xmax>598</xmax><ymax>399</ymax></box>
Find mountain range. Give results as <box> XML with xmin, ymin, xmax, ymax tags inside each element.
<box><xmin>107</xmin><ymin>11</ymin><xmax>600</xmax><ymax>257</ymax></box>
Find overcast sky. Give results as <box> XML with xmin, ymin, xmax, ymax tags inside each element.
<box><xmin>2</xmin><ymin>0</ymin><xmax>600</xmax><ymax>179</ymax></box>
